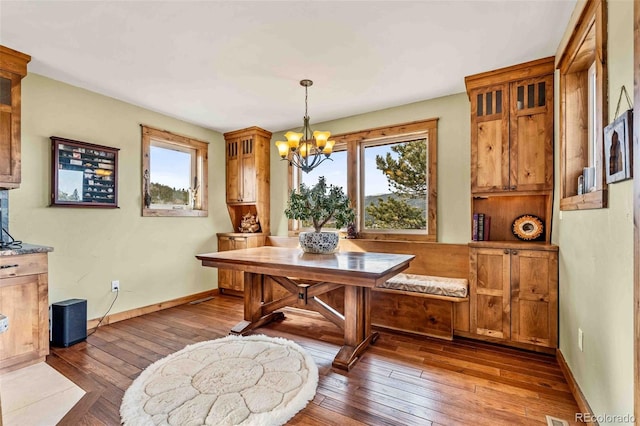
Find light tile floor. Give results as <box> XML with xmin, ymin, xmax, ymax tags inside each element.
<box><xmin>0</xmin><ymin>362</ymin><xmax>84</xmax><ymax>426</ymax></box>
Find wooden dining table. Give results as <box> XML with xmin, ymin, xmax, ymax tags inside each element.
<box><xmin>196</xmin><ymin>246</ymin><xmax>414</xmax><ymax>370</ymax></box>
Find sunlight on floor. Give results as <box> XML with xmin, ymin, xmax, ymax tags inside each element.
<box><xmin>0</xmin><ymin>362</ymin><xmax>84</xmax><ymax>426</ymax></box>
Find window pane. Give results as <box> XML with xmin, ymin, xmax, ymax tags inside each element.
<box><xmin>300</xmin><ymin>149</ymin><xmax>348</xmax><ymax>229</ymax></box>
<box><xmin>363</xmin><ymin>139</ymin><xmax>427</xmax><ymax>231</ymax></box>
<box><xmin>0</xmin><ymin>78</ymin><xmax>10</xmax><ymax>106</ymax></box>
<box><xmin>149</xmin><ymin>144</ymin><xmax>194</xmax><ymax>209</ymax></box>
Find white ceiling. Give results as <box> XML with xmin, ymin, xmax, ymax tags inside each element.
<box><xmin>0</xmin><ymin>1</ymin><xmax>576</xmax><ymax>134</ymax></box>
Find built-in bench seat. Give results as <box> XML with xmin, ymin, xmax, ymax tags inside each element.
<box><xmin>371</xmin><ymin>273</ymin><xmax>468</xmax><ymax>340</ymax></box>
<box><xmin>265</xmin><ymin>236</ymin><xmax>471</xmax><ymax>341</ymax></box>
<box><xmin>377</xmin><ymin>273</ymin><xmax>468</xmax><ymax>298</ymax></box>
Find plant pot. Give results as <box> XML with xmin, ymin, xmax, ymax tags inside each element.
<box><xmin>299</xmin><ymin>231</ymin><xmax>339</xmax><ymax>254</ymax></box>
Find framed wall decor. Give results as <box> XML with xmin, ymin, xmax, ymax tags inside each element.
<box><xmin>50</xmin><ymin>136</ymin><xmax>119</xmax><ymax>208</ymax></box>
<box><xmin>604</xmin><ymin>109</ymin><xmax>633</xmax><ymax>184</ymax></box>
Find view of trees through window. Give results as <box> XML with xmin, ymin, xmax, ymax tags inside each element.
<box><xmin>149</xmin><ymin>145</ymin><xmax>193</xmax><ymax>209</ymax></box>
<box><xmin>296</xmin><ymin>138</ymin><xmax>428</xmax><ymax>231</ymax></box>
<box><xmin>364</xmin><ymin>139</ymin><xmax>427</xmax><ymax>230</ymax></box>
<box><xmin>300</xmin><ymin>149</ymin><xmax>348</xmax><ymax>229</ymax></box>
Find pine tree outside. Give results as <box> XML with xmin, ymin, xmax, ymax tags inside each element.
<box><xmin>363</xmin><ymin>138</ymin><xmax>427</xmax><ymax>230</ymax></box>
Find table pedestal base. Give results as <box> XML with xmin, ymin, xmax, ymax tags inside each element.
<box><xmin>332</xmin><ymin>331</ymin><xmax>379</xmax><ymax>370</ymax></box>
<box><xmin>231</xmin><ymin>272</ymin><xmax>378</xmax><ymax>371</ymax></box>
<box><xmin>230</xmin><ymin>312</ymin><xmax>285</xmax><ymax>335</ymax></box>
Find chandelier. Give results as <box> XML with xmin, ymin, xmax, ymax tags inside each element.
<box><xmin>275</xmin><ymin>79</ymin><xmax>334</xmax><ymax>173</ymax></box>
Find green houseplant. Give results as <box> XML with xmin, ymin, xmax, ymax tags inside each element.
<box><xmin>285</xmin><ymin>176</ymin><xmax>355</xmax><ymax>253</ymax></box>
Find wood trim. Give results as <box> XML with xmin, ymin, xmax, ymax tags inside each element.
<box><xmin>427</xmin><ymin>123</ymin><xmax>438</xmax><ymax>236</ymax></box>
<box><xmin>558</xmin><ymin>0</ymin><xmax>608</xmax><ymax>210</ymax></box>
<box><xmin>559</xmin><ymin>189</ymin><xmax>607</xmax><ymax>210</ymax></box>
<box><xmin>464</xmin><ymin>57</ymin><xmax>555</xmax><ymax>96</ymax></box>
<box><xmin>223</xmin><ymin>126</ymin><xmax>272</xmax><ymax>140</ymax></box>
<box><xmin>453</xmin><ymin>330</ymin><xmax>556</xmax><ymax>355</ymax></box>
<box><xmin>557</xmin><ymin>0</ymin><xmax>599</xmax><ymax>73</ymax></box>
<box><xmin>0</xmin><ymin>45</ymin><xmax>31</xmax><ymax>77</ymax></box>
<box><xmin>373</xmin><ymin>286</ymin><xmax>468</xmax><ymax>303</ymax></box>
<box><xmin>468</xmin><ymin>241</ymin><xmax>559</xmax><ymax>251</ymax></box>
<box><xmin>634</xmin><ymin>0</ymin><xmax>640</xmax><ymax>420</ymax></box>
<box><xmin>556</xmin><ymin>349</ymin><xmax>597</xmax><ymax>424</ymax></box>
<box><xmin>140</xmin><ymin>125</ymin><xmax>209</xmax><ymax>217</ymax></box>
<box><xmin>330</xmin><ymin>118</ymin><xmax>438</xmax><ymax>145</ymax></box>
<box><xmin>86</xmin><ymin>289</ymin><xmax>219</xmax><ymax>330</ymax></box>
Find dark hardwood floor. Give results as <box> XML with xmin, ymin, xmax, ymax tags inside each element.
<box><xmin>48</xmin><ymin>294</ymin><xmax>581</xmax><ymax>425</ymax></box>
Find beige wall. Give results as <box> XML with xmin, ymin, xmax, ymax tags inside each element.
<box><xmin>11</xmin><ymin>74</ymin><xmax>231</xmax><ymax>320</ymax></box>
<box><xmin>270</xmin><ymin>92</ymin><xmax>471</xmax><ymax>243</ymax></box>
<box><xmin>553</xmin><ymin>0</ymin><xmax>634</xmax><ymax>422</ymax></box>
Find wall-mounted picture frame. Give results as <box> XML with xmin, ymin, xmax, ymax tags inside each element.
<box><xmin>604</xmin><ymin>109</ymin><xmax>633</xmax><ymax>184</ymax></box>
<box><xmin>50</xmin><ymin>136</ymin><xmax>120</xmax><ymax>208</ymax></box>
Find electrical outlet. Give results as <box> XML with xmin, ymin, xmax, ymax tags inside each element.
<box><xmin>0</xmin><ymin>313</ymin><xmax>8</xmax><ymax>334</ymax></box>
<box><xmin>111</xmin><ymin>280</ymin><xmax>120</xmax><ymax>292</ymax></box>
<box><xmin>578</xmin><ymin>328</ymin><xmax>583</xmax><ymax>352</ymax></box>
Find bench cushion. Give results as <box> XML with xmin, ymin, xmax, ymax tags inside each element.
<box><xmin>378</xmin><ymin>273</ymin><xmax>468</xmax><ymax>298</ymax></box>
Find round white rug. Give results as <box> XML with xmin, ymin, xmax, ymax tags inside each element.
<box><xmin>120</xmin><ymin>334</ymin><xmax>318</xmax><ymax>426</ymax></box>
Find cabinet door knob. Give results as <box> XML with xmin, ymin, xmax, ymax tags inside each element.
<box><xmin>511</xmin><ymin>250</ymin><xmax>518</xmax><ymax>255</ymax></box>
<box><xmin>510</xmin><ymin>186</ymin><xmax>516</xmax><ymax>190</ymax></box>
<box><xmin>504</xmin><ymin>249</ymin><xmax>509</xmax><ymax>254</ymax></box>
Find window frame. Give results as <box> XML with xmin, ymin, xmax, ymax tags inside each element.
<box><xmin>288</xmin><ymin>118</ymin><xmax>438</xmax><ymax>241</ymax></box>
<box><xmin>141</xmin><ymin>125</ymin><xmax>209</xmax><ymax>217</ymax></box>
<box><xmin>558</xmin><ymin>0</ymin><xmax>608</xmax><ymax>210</ymax></box>
<box><xmin>359</xmin><ymin>134</ymin><xmax>430</xmax><ymax>235</ymax></box>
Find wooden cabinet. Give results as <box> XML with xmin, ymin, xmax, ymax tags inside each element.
<box><xmin>470</xmin><ymin>247</ymin><xmax>511</xmax><ymax>339</ymax></box>
<box><xmin>466</xmin><ymin>58</ymin><xmax>554</xmax><ymax>243</ymax></box>
<box><xmin>469</xmin><ymin>243</ymin><xmax>558</xmax><ymax>350</ymax></box>
<box><xmin>226</xmin><ymin>135</ymin><xmax>256</xmax><ymax>204</ymax></box>
<box><xmin>469</xmin><ymin>74</ymin><xmax>553</xmax><ymax>193</ymax></box>
<box><xmin>0</xmin><ymin>46</ymin><xmax>30</xmax><ymax>190</ymax></box>
<box><xmin>216</xmin><ymin>233</ymin><xmax>265</xmax><ymax>293</ymax></box>
<box><xmin>223</xmin><ymin>127</ymin><xmax>271</xmax><ymax>234</ymax></box>
<box><xmin>0</xmin><ymin>252</ymin><xmax>49</xmax><ymax>372</ymax></box>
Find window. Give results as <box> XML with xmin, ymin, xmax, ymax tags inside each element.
<box><xmin>292</xmin><ymin>144</ymin><xmax>348</xmax><ymax>230</ymax></box>
<box><xmin>361</xmin><ymin>137</ymin><xmax>428</xmax><ymax>232</ymax></box>
<box><xmin>558</xmin><ymin>0</ymin><xmax>607</xmax><ymax>210</ymax></box>
<box><xmin>290</xmin><ymin>118</ymin><xmax>437</xmax><ymax>241</ymax></box>
<box><xmin>141</xmin><ymin>125</ymin><xmax>208</xmax><ymax>217</ymax></box>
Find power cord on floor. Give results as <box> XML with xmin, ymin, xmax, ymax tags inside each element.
<box><xmin>88</xmin><ymin>288</ymin><xmax>119</xmax><ymax>337</ymax></box>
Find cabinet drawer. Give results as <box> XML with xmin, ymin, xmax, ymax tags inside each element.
<box><xmin>0</xmin><ymin>253</ymin><xmax>48</xmax><ymax>279</ymax></box>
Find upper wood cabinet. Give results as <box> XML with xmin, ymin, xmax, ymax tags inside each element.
<box><xmin>223</xmin><ymin>126</ymin><xmax>271</xmax><ymax>234</ymax></box>
<box><xmin>0</xmin><ymin>46</ymin><xmax>30</xmax><ymax>190</ymax></box>
<box><xmin>466</xmin><ymin>58</ymin><xmax>555</xmax><ymax>243</ymax></box>
<box><xmin>226</xmin><ymin>135</ymin><xmax>256</xmax><ymax>204</ymax></box>
<box><xmin>467</xmin><ymin>58</ymin><xmax>554</xmax><ymax>194</ymax></box>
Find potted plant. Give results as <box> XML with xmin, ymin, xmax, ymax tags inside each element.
<box><xmin>285</xmin><ymin>176</ymin><xmax>355</xmax><ymax>254</ymax></box>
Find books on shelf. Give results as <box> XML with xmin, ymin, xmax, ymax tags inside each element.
<box><xmin>472</xmin><ymin>213</ymin><xmax>491</xmax><ymax>241</ymax></box>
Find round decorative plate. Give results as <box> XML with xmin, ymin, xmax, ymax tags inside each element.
<box><xmin>512</xmin><ymin>215</ymin><xmax>544</xmax><ymax>241</ymax></box>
